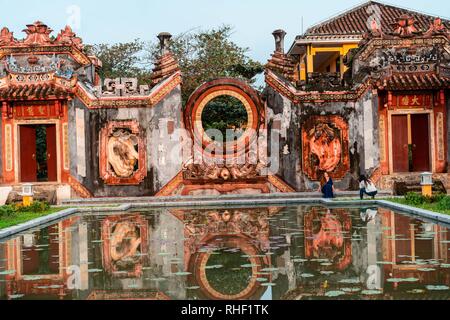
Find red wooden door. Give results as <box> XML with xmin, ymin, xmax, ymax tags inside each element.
<box><xmin>411</xmin><ymin>114</ymin><xmax>431</xmax><ymax>172</ymax></box>
<box><xmin>392</xmin><ymin>115</ymin><xmax>409</xmax><ymax>173</ymax></box>
<box><xmin>46</xmin><ymin>125</ymin><xmax>58</xmax><ymax>182</ymax></box>
<box><xmin>20</xmin><ymin>125</ymin><xmax>37</xmax><ymax>182</ymax></box>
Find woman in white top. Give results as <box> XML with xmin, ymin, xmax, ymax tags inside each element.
<box><xmin>359</xmin><ymin>175</ymin><xmax>378</xmax><ymax>200</ymax></box>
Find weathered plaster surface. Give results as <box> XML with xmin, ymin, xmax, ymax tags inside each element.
<box><xmin>68</xmin><ymin>85</ymin><xmax>182</xmax><ymax>197</ymax></box>
<box><xmin>264</xmin><ymin>85</ymin><xmax>377</xmax><ymax>192</ymax></box>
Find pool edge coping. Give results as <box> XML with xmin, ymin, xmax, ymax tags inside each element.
<box><xmin>1</xmin><ymin>198</ymin><xmax>450</xmax><ymax>240</ymax></box>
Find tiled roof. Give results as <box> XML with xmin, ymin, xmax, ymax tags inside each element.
<box><xmin>0</xmin><ymin>84</ymin><xmax>72</xmax><ymax>100</ymax></box>
<box><xmin>303</xmin><ymin>1</ymin><xmax>450</xmax><ymax>37</ymax></box>
<box><xmin>378</xmin><ymin>73</ymin><xmax>450</xmax><ymax>90</ymax></box>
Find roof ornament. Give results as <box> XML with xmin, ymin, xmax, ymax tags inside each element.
<box><xmin>55</xmin><ymin>25</ymin><xmax>84</xmax><ymax>50</ymax></box>
<box><xmin>151</xmin><ymin>32</ymin><xmax>180</xmax><ymax>86</ymax></box>
<box><xmin>157</xmin><ymin>32</ymin><xmax>172</xmax><ymax>56</ymax></box>
<box><xmin>266</xmin><ymin>30</ymin><xmax>296</xmax><ymax>83</ymax></box>
<box><xmin>370</xmin><ymin>18</ymin><xmax>384</xmax><ymax>37</ymax></box>
<box><xmin>424</xmin><ymin>17</ymin><xmax>448</xmax><ymax>37</ymax></box>
<box><xmin>23</xmin><ymin>21</ymin><xmax>53</xmax><ymax>45</ymax></box>
<box><xmin>391</xmin><ymin>15</ymin><xmax>420</xmax><ymax>38</ymax></box>
<box><xmin>0</xmin><ymin>27</ymin><xmax>16</xmax><ymax>46</ymax></box>
<box><xmin>272</xmin><ymin>29</ymin><xmax>287</xmax><ymax>54</ymax></box>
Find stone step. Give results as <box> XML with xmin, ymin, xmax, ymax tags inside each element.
<box><xmin>61</xmin><ymin>190</ymin><xmax>392</xmax><ymax>207</ymax></box>
<box><xmin>5</xmin><ymin>184</ymin><xmax>59</xmax><ymax>205</ymax></box>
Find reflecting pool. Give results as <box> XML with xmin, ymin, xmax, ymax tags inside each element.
<box><xmin>1</xmin><ymin>205</ymin><xmax>450</xmax><ymax>300</ymax></box>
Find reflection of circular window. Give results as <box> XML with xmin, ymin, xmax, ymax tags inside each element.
<box><xmin>205</xmin><ymin>250</ymin><xmax>252</xmax><ymax>296</ymax></box>
<box><xmin>201</xmin><ymin>95</ymin><xmax>249</xmax><ymax>143</ymax></box>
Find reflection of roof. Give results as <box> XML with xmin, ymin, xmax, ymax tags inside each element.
<box><xmin>302</xmin><ymin>1</ymin><xmax>450</xmax><ymax>37</ymax></box>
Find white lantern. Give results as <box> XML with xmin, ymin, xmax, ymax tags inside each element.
<box><xmin>420</xmin><ymin>172</ymin><xmax>433</xmax><ymax>186</ymax></box>
<box><xmin>21</xmin><ymin>183</ymin><xmax>34</xmax><ymax>196</ymax></box>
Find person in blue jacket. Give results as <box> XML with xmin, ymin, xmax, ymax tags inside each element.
<box><xmin>320</xmin><ymin>172</ymin><xmax>335</xmax><ymax>199</ymax></box>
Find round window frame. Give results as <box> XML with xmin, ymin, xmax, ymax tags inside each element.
<box><xmin>186</xmin><ymin>79</ymin><xmax>263</xmax><ymax>160</ymax></box>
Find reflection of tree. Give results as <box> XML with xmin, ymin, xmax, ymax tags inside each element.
<box><xmin>205</xmin><ymin>251</ymin><xmax>252</xmax><ymax>296</ymax></box>
<box><xmin>201</xmin><ymin>95</ymin><xmax>248</xmax><ymax>141</ymax></box>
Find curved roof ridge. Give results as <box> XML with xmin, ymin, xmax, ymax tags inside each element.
<box><xmin>303</xmin><ymin>0</ymin><xmax>450</xmax><ymax>37</ymax></box>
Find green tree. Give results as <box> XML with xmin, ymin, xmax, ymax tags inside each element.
<box><xmin>85</xmin><ymin>39</ymin><xmax>151</xmax><ymax>83</ymax></box>
<box><xmin>146</xmin><ymin>25</ymin><xmax>264</xmax><ymax>102</ymax></box>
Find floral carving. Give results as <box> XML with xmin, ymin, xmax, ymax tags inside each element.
<box><xmin>22</xmin><ymin>21</ymin><xmax>53</xmax><ymax>45</ymax></box>
<box><xmin>0</xmin><ymin>27</ymin><xmax>15</xmax><ymax>46</ymax></box>
<box><xmin>55</xmin><ymin>26</ymin><xmax>83</xmax><ymax>50</ymax></box>
<box><xmin>424</xmin><ymin>17</ymin><xmax>448</xmax><ymax>37</ymax></box>
<box><xmin>100</xmin><ymin>121</ymin><xmax>147</xmax><ymax>185</ymax></box>
<box><xmin>182</xmin><ymin>159</ymin><xmax>266</xmax><ymax>182</ymax></box>
<box><xmin>391</xmin><ymin>15</ymin><xmax>420</xmax><ymax>38</ymax></box>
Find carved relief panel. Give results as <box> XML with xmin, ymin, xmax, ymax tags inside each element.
<box><xmin>101</xmin><ymin>215</ymin><xmax>149</xmax><ymax>278</ymax></box>
<box><xmin>302</xmin><ymin>115</ymin><xmax>350</xmax><ymax>181</ymax></box>
<box><xmin>99</xmin><ymin>121</ymin><xmax>147</xmax><ymax>185</ymax></box>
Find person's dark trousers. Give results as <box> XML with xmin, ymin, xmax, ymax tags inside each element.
<box><xmin>360</xmin><ymin>189</ymin><xmax>378</xmax><ymax>200</ymax></box>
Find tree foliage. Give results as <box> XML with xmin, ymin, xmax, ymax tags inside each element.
<box><xmin>85</xmin><ymin>39</ymin><xmax>151</xmax><ymax>83</ymax></box>
<box><xmin>201</xmin><ymin>96</ymin><xmax>248</xmax><ymax>141</ymax></box>
<box><xmin>86</xmin><ymin>25</ymin><xmax>264</xmax><ymax>103</ymax></box>
<box><xmin>147</xmin><ymin>25</ymin><xmax>263</xmax><ymax>102</ymax></box>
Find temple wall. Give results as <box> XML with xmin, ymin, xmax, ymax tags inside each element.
<box><xmin>68</xmin><ymin>86</ymin><xmax>182</xmax><ymax>197</ymax></box>
<box><xmin>264</xmin><ymin>86</ymin><xmax>377</xmax><ymax>191</ymax></box>
<box><xmin>359</xmin><ymin>91</ymin><xmax>380</xmax><ymax>176</ymax></box>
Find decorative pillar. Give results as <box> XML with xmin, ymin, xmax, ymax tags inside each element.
<box><xmin>1</xmin><ymin>101</ymin><xmax>15</xmax><ymax>184</ymax></box>
<box><xmin>434</xmin><ymin>90</ymin><xmax>447</xmax><ymax>173</ymax></box>
<box><xmin>272</xmin><ymin>29</ymin><xmax>287</xmax><ymax>54</ymax></box>
<box><xmin>157</xmin><ymin>32</ymin><xmax>172</xmax><ymax>56</ymax></box>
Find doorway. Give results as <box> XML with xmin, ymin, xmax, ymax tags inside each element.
<box><xmin>19</xmin><ymin>124</ymin><xmax>57</xmax><ymax>183</ymax></box>
<box><xmin>391</xmin><ymin>114</ymin><xmax>431</xmax><ymax>173</ymax></box>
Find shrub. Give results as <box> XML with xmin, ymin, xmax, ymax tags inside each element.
<box><xmin>14</xmin><ymin>201</ymin><xmax>50</xmax><ymax>213</ymax></box>
<box><xmin>405</xmin><ymin>192</ymin><xmax>427</xmax><ymax>205</ymax></box>
<box><xmin>0</xmin><ymin>205</ymin><xmax>16</xmax><ymax>218</ymax></box>
<box><xmin>0</xmin><ymin>201</ymin><xmax>50</xmax><ymax>218</ymax></box>
<box><xmin>437</xmin><ymin>196</ymin><xmax>450</xmax><ymax>211</ymax></box>
<box><xmin>431</xmin><ymin>193</ymin><xmax>447</xmax><ymax>203</ymax></box>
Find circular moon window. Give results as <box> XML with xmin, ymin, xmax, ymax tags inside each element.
<box><xmin>201</xmin><ymin>95</ymin><xmax>249</xmax><ymax>143</ymax></box>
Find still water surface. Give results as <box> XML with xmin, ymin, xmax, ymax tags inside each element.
<box><xmin>1</xmin><ymin>205</ymin><xmax>449</xmax><ymax>300</ymax></box>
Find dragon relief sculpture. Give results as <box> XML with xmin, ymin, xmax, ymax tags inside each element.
<box><xmin>308</xmin><ymin>123</ymin><xmax>342</xmax><ymax>173</ymax></box>
<box><xmin>107</xmin><ymin>129</ymin><xmax>139</xmax><ymax>178</ymax></box>
<box><xmin>302</xmin><ymin>116</ymin><xmax>349</xmax><ymax>181</ymax></box>
<box><xmin>109</xmin><ymin>221</ymin><xmax>142</xmax><ymax>271</ymax></box>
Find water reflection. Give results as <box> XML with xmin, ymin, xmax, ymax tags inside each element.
<box><xmin>0</xmin><ymin>206</ymin><xmax>449</xmax><ymax>300</ymax></box>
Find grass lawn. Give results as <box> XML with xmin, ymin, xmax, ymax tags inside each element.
<box><xmin>0</xmin><ymin>208</ymin><xmax>63</xmax><ymax>230</ymax></box>
<box><xmin>385</xmin><ymin>198</ymin><xmax>450</xmax><ymax>216</ymax></box>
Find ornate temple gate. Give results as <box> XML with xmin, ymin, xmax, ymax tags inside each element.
<box><xmin>157</xmin><ymin>78</ymin><xmax>295</xmax><ymax>196</ymax></box>
<box><xmin>379</xmin><ymin>91</ymin><xmax>447</xmax><ymax>175</ymax></box>
<box><xmin>1</xmin><ymin>100</ymin><xmax>70</xmax><ymax>185</ymax></box>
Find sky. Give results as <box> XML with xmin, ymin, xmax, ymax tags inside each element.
<box><xmin>0</xmin><ymin>0</ymin><xmax>449</xmax><ymax>63</ymax></box>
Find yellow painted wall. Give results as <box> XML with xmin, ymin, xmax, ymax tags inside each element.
<box><xmin>300</xmin><ymin>43</ymin><xmax>358</xmax><ymax>81</ymax></box>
